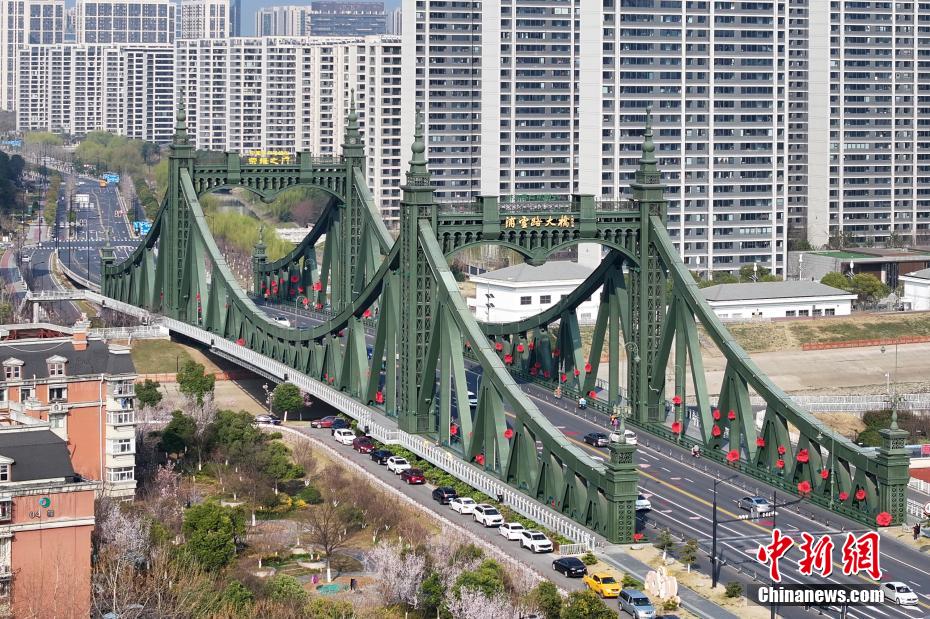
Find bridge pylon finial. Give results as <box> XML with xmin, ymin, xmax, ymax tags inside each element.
<box><xmin>640</xmin><ymin>105</ymin><xmax>656</xmax><ymax>167</ymax></box>
<box><xmin>173</xmin><ymin>87</ymin><xmax>190</xmax><ymax>147</ymax></box>
<box><xmin>408</xmin><ymin>107</ymin><xmax>427</xmax><ymax>175</ymax></box>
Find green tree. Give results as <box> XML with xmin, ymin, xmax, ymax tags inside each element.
<box><xmin>680</xmin><ymin>538</ymin><xmax>699</xmax><ymax>572</ymax></box>
<box><xmin>23</xmin><ymin>131</ymin><xmax>63</xmax><ymax>147</ymax></box>
<box><xmin>209</xmin><ymin>409</ymin><xmax>266</xmax><ymax>462</ymax></box>
<box><xmin>271</xmin><ymin>382</ymin><xmax>303</xmax><ymax>417</ymax></box>
<box><xmin>849</xmin><ymin>273</ymin><xmax>889</xmax><ymax>304</ymax></box>
<box><xmin>306</xmin><ymin>597</ymin><xmax>356</xmax><ymax>619</ymax></box>
<box><xmin>528</xmin><ymin>581</ymin><xmax>563</xmax><ymax>619</ymax></box>
<box><xmin>725</xmin><ymin>581</ymin><xmax>743</xmax><ymax>598</ymax></box>
<box><xmin>710</xmin><ymin>272</ymin><xmax>739</xmax><ymax>286</ymax></box>
<box><xmin>820</xmin><ymin>271</ymin><xmax>851</xmax><ymax>291</ymax></box>
<box><xmin>266</xmin><ymin>574</ymin><xmax>308</xmax><ymax>606</ymax></box>
<box><xmin>656</xmin><ymin>530</ymin><xmax>676</xmax><ymax>560</ymax></box>
<box><xmin>220</xmin><ymin>581</ymin><xmax>253</xmax><ymax>612</ymax></box>
<box><xmin>182</xmin><ymin>501</ymin><xmax>245</xmax><ymax>570</ymax></box>
<box><xmin>739</xmin><ymin>264</ymin><xmax>771</xmax><ymax>282</ymax></box>
<box><xmin>135</xmin><ymin>379</ymin><xmax>162</xmax><ymax>408</ymax></box>
<box><xmin>419</xmin><ymin>571</ymin><xmax>445</xmax><ymax>618</ymax></box>
<box><xmin>559</xmin><ymin>590</ymin><xmax>615</xmax><ymax>619</ymax></box>
<box><xmin>258</xmin><ymin>441</ymin><xmax>304</xmax><ymax>491</ymax></box>
<box><xmin>159</xmin><ymin>410</ymin><xmax>196</xmax><ymax>456</ymax></box>
<box><xmin>0</xmin><ymin>302</ymin><xmax>12</xmax><ymax>325</ymax></box>
<box><xmin>452</xmin><ymin>559</ymin><xmax>506</xmax><ymax>599</ymax></box>
<box><xmin>176</xmin><ymin>359</ymin><xmax>215</xmax><ymax>405</ymax></box>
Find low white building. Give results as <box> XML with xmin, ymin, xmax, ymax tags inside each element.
<box><xmin>701</xmin><ymin>281</ymin><xmax>857</xmax><ymax>321</ymax></box>
<box><xmin>901</xmin><ymin>268</ymin><xmax>930</xmax><ymax>311</ymax></box>
<box><xmin>468</xmin><ymin>261</ymin><xmax>599</xmax><ymax>324</ymax></box>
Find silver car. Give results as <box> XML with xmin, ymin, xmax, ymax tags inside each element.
<box><xmin>738</xmin><ymin>496</ymin><xmax>772</xmax><ymax>514</ymax></box>
<box><xmin>618</xmin><ymin>589</ymin><xmax>655</xmax><ymax>619</ymax></box>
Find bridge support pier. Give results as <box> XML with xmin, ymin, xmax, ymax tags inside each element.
<box><xmin>604</xmin><ymin>439</ymin><xmax>639</xmax><ymax>543</ymax></box>
<box><xmin>876</xmin><ymin>413</ymin><xmax>911</xmax><ymax>524</ymax></box>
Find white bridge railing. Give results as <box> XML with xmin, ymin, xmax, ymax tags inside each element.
<box><xmin>164</xmin><ymin>316</ymin><xmax>599</xmax><ymax>549</ymax></box>
<box><xmin>909</xmin><ymin>477</ymin><xmax>930</xmax><ymax>496</ymax></box>
<box><xmin>90</xmin><ymin>325</ymin><xmax>168</xmax><ymax>340</ymax></box>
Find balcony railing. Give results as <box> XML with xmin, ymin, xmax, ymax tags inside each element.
<box><xmin>107</xmin><ymin>411</ymin><xmax>135</xmax><ymax>426</ymax></box>
<box><xmin>109</xmin><ymin>383</ymin><xmax>135</xmax><ymax>398</ymax></box>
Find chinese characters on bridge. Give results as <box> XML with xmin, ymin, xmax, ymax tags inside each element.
<box><xmin>503</xmin><ymin>215</ymin><xmax>575</xmax><ymax>229</ymax></box>
<box><xmin>756</xmin><ymin>528</ymin><xmax>882</xmax><ymax>582</ymax></box>
<box><xmin>244</xmin><ymin>150</ymin><xmax>293</xmax><ymax>165</ymax></box>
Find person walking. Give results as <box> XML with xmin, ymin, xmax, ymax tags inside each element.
<box><xmin>578</xmin><ymin>397</ymin><xmax>587</xmax><ymax>410</ymax></box>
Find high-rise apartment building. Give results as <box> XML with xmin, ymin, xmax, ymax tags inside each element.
<box><xmin>229</xmin><ymin>0</ymin><xmax>239</xmax><ymax>34</ymax></box>
<box><xmin>17</xmin><ymin>43</ymin><xmax>175</xmax><ymax>142</ymax></box>
<box><xmin>0</xmin><ymin>0</ymin><xmax>64</xmax><ymax>111</ymax></box>
<box><xmin>254</xmin><ymin>5</ymin><xmax>308</xmax><ymax>37</ymax></box>
<box><xmin>387</xmin><ymin>7</ymin><xmax>400</xmax><ymax>35</ymax></box>
<box><xmin>309</xmin><ymin>1</ymin><xmax>385</xmax><ymax>36</ymax></box>
<box><xmin>180</xmin><ymin>0</ymin><xmax>229</xmax><ymax>39</ymax></box>
<box><xmin>177</xmin><ymin>36</ymin><xmax>403</xmax><ymax>225</ymax></box>
<box><xmin>74</xmin><ymin>0</ymin><xmax>175</xmax><ymax>44</ymax></box>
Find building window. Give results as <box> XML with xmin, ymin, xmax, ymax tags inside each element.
<box><xmin>785</xmin><ymin>310</ymin><xmax>796</xmax><ymax>317</ymax></box>
<box><xmin>825</xmin><ymin>308</ymin><xmax>835</xmax><ymax>316</ymax></box>
<box><xmin>0</xmin><ymin>501</ymin><xmax>10</xmax><ymax>522</ymax></box>
<box><xmin>798</xmin><ymin>309</ymin><xmax>810</xmax><ymax>317</ymax></box>
<box><xmin>0</xmin><ymin>389</ymin><xmax>5</xmax><ymax>402</ymax></box>
<box><xmin>47</xmin><ymin>362</ymin><xmax>65</xmax><ymax>377</ymax></box>
<box><xmin>49</xmin><ymin>386</ymin><xmax>67</xmax><ymax>402</ymax></box>
<box><xmin>520</xmin><ymin>296</ymin><xmax>532</xmax><ymax>305</ymax></box>
<box><xmin>110</xmin><ymin>438</ymin><xmax>135</xmax><ymax>455</ymax></box>
<box><xmin>107</xmin><ymin>466</ymin><xmax>135</xmax><ymax>482</ymax></box>
<box><xmin>49</xmin><ymin>414</ymin><xmax>65</xmax><ymax>429</ymax></box>
<box><xmin>540</xmin><ymin>295</ymin><xmax>551</xmax><ymax>305</ymax></box>
<box><xmin>813</xmin><ymin>309</ymin><xmax>823</xmax><ymax>317</ymax></box>
<box><xmin>0</xmin><ymin>465</ymin><xmax>8</xmax><ymax>482</ymax></box>
<box><xmin>19</xmin><ymin>388</ymin><xmax>32</xmax><ymax>403</ymax></box>
<box><xmin>3</xmin><ymin>367</ymin><xmax>19</xmax><ymax>381</ymax></box>
<box><xmin>108</xmin><ymin>410</ymin><xmax>135</xmax><ymax>425</ymax></box>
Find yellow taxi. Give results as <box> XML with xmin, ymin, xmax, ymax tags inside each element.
<box><xmin>582</xmin><ymin>572</ymin><xmax>622</xmax><ymax>598</ymax></box>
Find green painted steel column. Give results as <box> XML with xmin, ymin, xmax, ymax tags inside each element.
<box><xmin>398</xmin><ymin>112</ymin><xmax>437</xmax><ymax>434</ymax></box>
<box><xmin>252</xmin><ymin>228</ymin><xmax>267</xmax><ymax>296</ymax></box>
<box><xmin>340</xmin><ymin>92</ymin><xmax>367</xmax><ymax>307</ymax></box>
<box><xmin>628</xmin><ymin>110</ymin><xmax>668</xmax><ymax>423</ymax></box>
<box><xmin>604</xmin><ymin>438</ymin><xmax>639</xmax><ymax>543</ymax></box>
<box><xmin>875</xmin><ymin>412</ymin><xmax>911</xmax><ymax>524</ymax></box>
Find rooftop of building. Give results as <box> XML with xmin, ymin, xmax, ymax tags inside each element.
<box><xmin>701</xmin><ymin>281</ymin><xmax>856</xmax><ymax>302</ymax></box>
<box><xmin>0</xmin><ymin>428</ymin><xmax>76</xmax><ymax>483</ymax></box>
<box><xmin>902</xmin><ymin>267</ymin><xmax>930</xmax><ymax>281</ymax></box>
<box><xmin>0</xmin><ymin>338</ymin><xmax>135</xmax><ymax>380</ymax></box>
<box><xmin>810</xmin><ymin>248</ymin><xmax>930</xmax><ymax>263</ymax></box>
<box><xmin>472</xmin><ymin>261</ymin><xmax>595</xmax><ymax>285</ymax></box>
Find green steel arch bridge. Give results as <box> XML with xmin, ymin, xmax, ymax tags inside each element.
<box><xmin>100</xmin><ymin>101</ymin><xmax>910</xmax><ymax>544</ymax></box>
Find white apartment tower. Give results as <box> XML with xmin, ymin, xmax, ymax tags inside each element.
<box><xmin>180</xmin><ymin>0</ymin><xmax>229</xmax><ymax>39</ymax></box>
<box><xmin>17</xmin><ymin>43</ymin><xmax>175</xmax><ymax>142</ymax></box>
<box><xmin>74</xmin><ymin>0</ymin><xmax>175</xmax><ymax>44</ymax></box>
<box><xmin>177</xmin><ymin>36</ymin><xmax>403</xmax><ymax>225</ymax></box>
<box><xmin>0</xmin><ymin>0</ymin><xmax>64</xmax><ymax>111</ymax></box>
<box><xmin>254</xmin><ymin>5</ymin><xmax>308</xmax><ymax>37</ymax></box>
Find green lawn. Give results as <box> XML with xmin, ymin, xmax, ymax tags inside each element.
<box><xmin>130</xmin><ymin>339</ymin><xmax>194</xmax><ymax>374</ymax></box>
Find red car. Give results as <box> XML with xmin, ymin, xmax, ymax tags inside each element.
<box><xmin>400</xmin><ymin>468</ymin><xmax>425</xmax><ymax>485</ymax></box>
<box><xmin>352</xmin><ymin>436</ymin><xmax>375</xmax><ymax>454</ymax></box>
<box><xmin>311</xmin><ymin>415</ymin><xmax>337</xmax><ymax>428</ymax></box>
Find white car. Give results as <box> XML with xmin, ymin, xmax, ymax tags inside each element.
<box><xmin>274</xmin><ymin>316</ymin><xmax>291</xmax><ymax>327</ymax></box>
<box><xmin>473</xmin><ymin>504</ymin><xmax>504</xmax><ymax>527</ymax></box>
<box><xmin>520</xmin><ymin>530</ymin><xmax>553</xmax><ymax>553</ymax></box>
<box><xmin>738</xmin><ymin>496</ymin><xmax>773</xmax><ymax>514</ymax></box>
<box><xmin>499</xmin><ymin>522</ymin><xmax>526</xmax><ymax>541</ymax></box>
<box><xmin>386</xmin><ymin>456</ymin><xmax>412</xmax><ymax>474</ymax></box>
<box><xmin>449</xmin><ymin>497</ymin><xmax>478</xmax><ymax>515</ymax></box>
<box><xmin>609</xmin><ymin>429</ymin><xmax>638</xmax><ymax>445</ymax></box>
<box><xmin>333</xmin><ymin>428</ymin><xmax>355</xmax><ymax>445</ymax></box>
<box><xmin>883</xmin><ymin>582</ymin><xmax>919</xmax><ymax>606</ymax></box>
<box><xmin>635</xmin><ymin>494</ymin><xmax>652</xmax><ymax>511</ymax></box>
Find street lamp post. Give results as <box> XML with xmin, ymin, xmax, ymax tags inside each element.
<box><xmin>711</xmin><ymin>473</ymin><xmax>739</xmax><ymax>589</ymax></box>
<box><xmin>484</xmin><ymin>291</ymin><xmax>495</xmax><ymax>322</ymax></box>
<box><xmin>818</xmin><ymin>431</ymin><xmax>837</xmax><ymax>508</ymax></box>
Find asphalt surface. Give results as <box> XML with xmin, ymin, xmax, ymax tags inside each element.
<box><xmin>254</xmin><ymin>301</ymin><xmax>930</xmax><ymax>619</ymax></box>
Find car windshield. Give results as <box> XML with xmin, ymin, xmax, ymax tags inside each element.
<box><xmin>395</xmin><ymin>458</ymin><xmax>407</xmax><ymax>464</ymax></box>
<box><xmin>463</xmin><ymin>498</ymin><xmax>475</xmax><ymax>504</ymax></box>
<box><xmin>484</xmin><ymin>508</ymin><xmax>499</xmax><ymax>515</ymax></box>
<box><xmin>897</xmin><ymin>586</ymin><xmax>911</xmax><ymax>593</ymax></box>
<box><xmin>600</xmin><ymin>576</ymin><xmax>617</xmax><ymax>584</ymax></box>
<box><xmin>633</xmin><ymin>597</ymin><xmax>651</xmax><ymax>606</ymax></box>
<box><xmin>531</xmin><ymin>533</ymin><xmax>546</xmax><ymax>540</ymax></box>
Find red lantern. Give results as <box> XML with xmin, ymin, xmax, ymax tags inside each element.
<box><xmin>530</xmin><ymin>368</ymin><xmax>538</xmax><ymax>375</ymax></box>
<box><xmin>504</xmin><ymin>428</ymin><xmax>514</xmax><ymax>440</ymax></box>
<box><xmin>450</xmin><ymin>423</ymin><xmax>458</xmax><ymax>436</ymax></box>
<box><xmin>776</xmin><ymin>459</ymin><xmax>785</xmax><ymax>469</ymax></box>
<box><xmin>543</xmin><ymin>370</ymin><xmax>551</xmax><ymax>379</ymax></box>
<box><xmin>671</xmin><ymin>421</ymin><xmax>682</xmax><ymax>434</ymax></box>
<box><xmin>560</xmin><ymin>373</ymin><xmax>567</xmax><ymax>382</ymax></box>
<box><xmin>475</xmin><ymin>454</ymin><xmax>485</xmax><ymax>466</ymax></box>
<box><xmin>517</xmin><ymin>344</ymin><xmax>525</xmax><ymax>353</ymax></box>
<box><xmin>797</xmin><ymin>480</ymin><xmax>812</xmax><ymax>495</ymax></box>
<box><xmin>504</xmin><ymin>354</ymin><xmax>513</xmax><ymax>364</ymax></box>
<box><xmin>302</xmin><ymin>298</ymin><xmax>309</xmax><ymax>306</ymax></box>
<box><xmin>633</xmin><ymin>533</ymin><xmax>644</xmax><ymax>542</ymax></box>
<box><xmin>495</xmin><ymin>342</ymin><xmax>503</xmax><ymax>352</ymax></box>
<box><xmin>584</xmin><ymin>362</ymin><xmax>592</xmax><ymax>373</ymax></box>
<box><xmin>855</xmin><ymin>488</ymin><xmax>866</xmax><ymax>501</ymax></box>
<box><xmin>534</xmin><ymin>361</ymin><xmax>541</xmax><ymax>369</ymax></box>
<box><xmin>712</xmin><ymin>409</ymin><xmax>721</xmax><ymax>421</ymax></box>
<box><xmin>839</xmin><ymin>491</ymin><xmax>849</xmax><ymax>502</ymax></box>
<box><xmin>711</xmin><ymin>425</ymin><xmax>721</xmax><ymax>437</ymax></box>
<box><xmin>528</xmin><ymin>342</ymin><xmax>535</xmax><ymax>351</ymax></box>
<box><xmin>553</xmin><ymin>348</ymin><xmax>560</xmax><ymax>357</ymax></box>
<box><xmin>876</xmin><ymin>511</ymin><xmax>892</xmax><ymax>527</ymax></box>
<box><xmin>298</xmin><ymin>286</ymin><xmax>304</xmax><ymax>293</ymax></box>
<box><xmin>672</xmin><ymin>395</ymin><xmax>682</xmax><ymax>406</ymax></box>
<box><xmin>726</xmin><ymin>449</ymin><xmax>739</xmax><ymax>463</ymax></box>
<box><xmin>374</xmin><ymin>391</ymin><xmax>384</xmax><ymax>404</ymax></box>
<box><xmin>195</xmin><ymin>292</ymin><xmax>200</xmax><ymax>300</ymax></box>
<box><xmin>363</xmin><ymin>308</ymin><xmax>372</xmax><ymax>318</ymax></box>
<box><xmin>235</xmin><ymin>338</ymin><xmax>245</xmax><ymax>346</ymax></box>
<box><xmin>338</xmin><ymin>330</ymin><xmax>345</xmax><ymax>337</ymax></box>
<box><xmin>573</xmin><ymin>368</ymin><xmax>580</xmax><ymax>377</ymax></box>
<box><xmin>727</xmin><ymin>410</ymin><xmax>736</xmax><ymax>421</ymax></box>
<box><xmin>312</xmin><ymin>281</ymin><xmax>322</xmax><ymax>291</ymax></box>
<box><xmin>777</xmin><ymin>445</ymin><xmax>786</xmax><ymax>455</ymax></box>
<box><xmin>820</xmin><ymin>469</ymin><xmax>829</xmax><ymax>480</ymax></box>
<box><xmin>796</xmin><ymin>449</ymin><xmax>809</xmax><ymax>464</ymax></box>
<box><xmin>323</xmin><ymin>373</ymin><xmax>328</xmax><ymax>380</ymax></box>
<box><xmin>315</xmin><ymin>302</ymin><xmax>322</xmax><ymax>310</ymax></box>
<box><xmin>261</xmin><ymin>283</ymin><xmax>267</xmax><ymax>289</ymax></box>
<box><xmin>588</xmin><ymin>390</ymin><xmax>597</xmax><ymax>399</ymax></box>
<box><xmin>756</xmin><ymin>437</ymin><xmax>766</xmax><ymax>448</ymax></box>
<box><xmin>290</xmin><ymin>275</ymin><xmax>299</xmax><ymax>283</ymax></box>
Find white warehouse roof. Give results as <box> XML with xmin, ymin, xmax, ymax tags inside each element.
<box><xmin>701</xmin><ymin>281</ymin><xmax>855</xmax><ymax>302</ymax></box>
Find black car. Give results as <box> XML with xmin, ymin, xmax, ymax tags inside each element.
<box><xmin>583</xmin><ymin>432</ymin><xmax>609</xmax><ymax>448</ymax></box>
<box><xmin>329</xmin><ymin>418</ymin><xmax>350</xmax><ymax>434</ymax></box>
<box><xmin>370</xmin><ymin>449</ymin><xmax>393</xmax><ymax>464</ymax></box>
<box><xmin>432</xmin><ymin>486</ymin><xmax>458</xmax><ymax>504</ymax></box>
<box><xmin>552</xmin><ymin>556</ymin><xmax>588</xmax><ymax>578</ymax></box>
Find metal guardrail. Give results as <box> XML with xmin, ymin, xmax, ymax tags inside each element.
<box><xmin>164</xmin><ymin>316</ymin><xmax>598</xmax><ymax>549</ymax></box>
<box><xmin>557</xmin><ymin>543</ymin><xmax>589</xmax><ymax>556</ymax></box>
<box><xmin>90</xmin><ymin>325</ymin><xmax>168</xmax><ymax>340</ymax></box>
<box><xmin>909</xmin><ymin>478</ymin><xmax>930</xmax><ymax>496</ymax></box>
<box><xmin>58</xmin><ymin>257</ymin><xmax>96</xmax><ymax>291</ymax></box>
<box><xmin>906</xmin><ymin>498</ymin><xmax>925</xmax><ymax>520</ymax></box>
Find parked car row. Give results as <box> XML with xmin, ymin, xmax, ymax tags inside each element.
<box><xmin>582</xmin><ymin>429</ymin><xmax>638</xmax><ymax>447</ymax></box>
